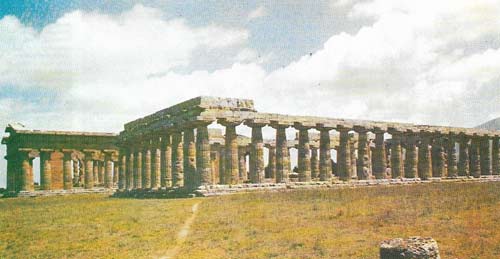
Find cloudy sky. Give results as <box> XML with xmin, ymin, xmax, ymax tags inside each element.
<box><xmin>1</xmin><ymin>1</ymin><xmax>499</xmax><ymax>187</ymax></box>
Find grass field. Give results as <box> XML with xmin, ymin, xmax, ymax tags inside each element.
<box><xmin>1</xmin><ymin>182</ymin><xmax>500</xmax><ymax>259</ymax></box>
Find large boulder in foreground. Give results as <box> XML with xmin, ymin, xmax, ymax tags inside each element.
<box><xmin>380</xmin><ymin>237</ymin><xmax>440</xmax><ymax>259</ymax></box>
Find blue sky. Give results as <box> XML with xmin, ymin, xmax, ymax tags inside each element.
<box><xmin>0</xmin><ymin>0</ymin><xmax>499</xmax><ymax>187</ymax></box>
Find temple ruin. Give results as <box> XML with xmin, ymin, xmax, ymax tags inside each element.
<box><xmin>2</xmin><ymin>96</ymin><xmax>500</xmax><ymax>194</ymax></box>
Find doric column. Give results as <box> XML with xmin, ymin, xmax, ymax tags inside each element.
<box><xmin>183</xmin><ymin>127</ymin><xmax>197</xmax><ymax>188</ymax></box>
<box><xmin>238</xmin><ymin>148</ymin><xmax>248</xmax><ymax>182</ymax></box>
<box><xmin>446</xmin><ymin>134</ymin><xmax>458</xmax><ymax>178</ymax></box>
<box><xmin>40</xmin><ymin>149</ymin><xmax>53</xmax><ymax>190</ymax></box>
<box><xmin>5</xmin><ymin>154</ymin><xmax>18</xmax><ymax>192</ymax></box>
<box><xmin>417</xmin><ymin>131</ymin><xmax>432</xmax><ymax>180</ymax></box>
<box><xmin>470</xmin><ymin>135</ymin><xmax>481</xmax><ymax>178</ymax></box>
<box><xmin>196</xmin><ymin>122</ymin><xmax>213</xmax><ymax>186</ymax></box>
<box><xmin>219</xmin><ymin>146</ymin><xmax>226</xmax><ymax>183</ymax></box>
<box><xmin>18</xmin><ymin>149</ymin><xmax>37</xmax><ymax>192</ymax></box>
<box><xmin>318</xmin><ymin>126</ymin><xmax>333</xmax><ymax>181</ymax></box>
<box><xmin>134</xmin><ymin>148</ymin><xmax>142</xmax><ymax>189</ymax></box>
<box><xmin>171</xmin><ymin>131</ymin><xmax>184</xmax><ymax>187</ymax></box>
<box><xmin>221</xmin><ymin>121</ymin><xmax>240</xmax><ymax>184</ymax></box>
<box><xmin>480</xmin><ymin>136</ymin><xmax>492</xmax><ymax>175</ymax></box>
<box><xmin>161</xmin><ymin>134</ymin><xmax>172</xmax><ymax>187</ymax></box>
<box><xmin>296</xmin><ymin>124</ymin><xmax>312</xmax><ymax>182</ymax></box>
<box><xmin>127</xmin><ymin>150</ymin><xmax>135</xmax><ymax>189</ymax></box>
<box><xmin>274</xmin><ymin>124</ymin><xmax>290</xmax><ymax>183</ymax></box>
<box><xmin>458</xmin><ymin>134</ymin><xmax>470</xmax><ymax>177</ymax></box>
<box><xmin>247</xmin><ymin>122</ymin><xmax>266</xmax><ymax>183</ymax></box>
<box><xmin>73</xmin><ymin>159</ymin><xmax>80</xmax><ymax>186</ymax></box>
<box><xmin>389</xmin><ymin>129</ymin><xmax>403</xmax><ymax>179</ymax></box>
<box><xmin>492</xmin><ymin>136</ymin><xmax>500</xmax><ymax>175</ymax></box>
<box><xmin>119</xmin><ymin>152</ymin><xmax>127</xmax><ymax>190</ymax></box>
<box><xmin>93</xmin><ymin>160</ymin><xmax>100</xmax><ymax>185</ymax></box>
<box><xmin>62</xmin><ymin>150</ymin><xmax>74</xmax><ymax>190</ymax></box>
<box><xmin>83</xmin><ymin>150</ymin><xmax>95</xmax><ymax>189</ymax></box>
<box><xmin>337</xmin><ymin>126</ymin><xmax>351</xmax><ymax>181</ymax></box>
<box><xmin>267</xmin><ymin>144</ymin><xmax>276</xmax><ymax>179</ymax></box>
<box><xmin>143</xmin><ymin>145</ymin><xmax>152</xmax><ymax>189</ymax></box>
<box><xmin>310</xmin><ymin>146</ymin><xmax>319</xmax><ymax>179</ymax></box>
<box><xmin>431</xmin><ymin>135</ymin><xmax>446</xmax><ymax>177</ymax></box>
<box><xmin>404</xmin><ymin>132</ymin><xmax>418</xmax><ymax>178</ymax></box>
<box><xmin>99</xmin><ymin>159</ymin><xmax>105</xmax><ymax>184</ymax></box>
<box><xmin>113</xmin><ymin>160</ymin><xmax>119</xmax><ymax>187</ymax></box>
<box><xmin>152</xmin><ymin>142</ymin><xmax>161</xmax><ymax>189</ymax></box>
<box><xmin>104</xmin><ymin>151</ymin><xmax>114</xmax><ymax>189</ymax></box>
<box><xmin>211</xmin><ymin>143</ymin><xmax>221</xmax><ymax>184</ymax></box>
<box><xmin>373</xmin><ymin>128</ymin><xmax>387</xmax><ymax>179</ymax></box>
<box><xmin>349</xmin><ymin>138</ymin><xmax>357</xmax><ymax>179</ymax></box>
<box><xmin>355</xmin><ymin>127</ymin><xmax>371</xmax><ymax>180</ymax></box>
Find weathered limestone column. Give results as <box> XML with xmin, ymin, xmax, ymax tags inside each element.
<box><xmin>171</xmin><ymin>131</ymin><xmax>184</xmax><ymax>187</ymax></box>
<box><xmin>318</xmin><ymin>126</ymin><xmax>333</xmax><ymax>181</ymax></box>
<box><xmin>267</xmin><ymin>144</ymin><xmax>276</xmax><ymax>179</ymax></box>
<box><xmin>310</xmin><ymin>146</ymin><xmax>319</xmax><ymax>179</ymax></box>
<box><xmin>296</xmin><ymin>124</ymin><xmax>312</xmax><ymax>182</ymax></box>
<box><xmin>152</xmin><ymin>143</ymin><xmax>161</xmax><ymax>189</ymax></box>
<box><xmin>480</xmin><ymin>136</ymin><xmax>492</xmax><ymax>176</ymax></box>
<box><xmin>337</xmin><ymin>126</ymin><xmax>352</xmax><ymax>181</ymax></box>
<box><xmin>127</xmin><ymin>151</ymin><xmax>135</xmax><ymax>189</ymax></box>
<box><xmin>99</xmin><ymin>159</ymin><xmax>105</xmax><ymax>184</ymax></box>
<box><xmin>73</xmin><ymin>159</ymin><xmax>80</xmax><ymax>186</ymax></box>
<box><xmin>196</xmin><ymin>122</ymin><xmax>213</xmax><ymax>186</ymax></box>
<box><xmin>134</xmin><ymin>149</ymin><xmax>143</xmax><ymax>189</ymax></box>
<box><xmin>211</xmin><ymin>144</ymin><xmax>221</xmax><ymax>183</ymax></box>
<box><xmin>274</xmin><ymin>124</ymin><xmax>290</xmax><ymax>183</ymax></box>
<box><xmin>143</xmin><ymin>145</ymin><xmax>152</xmax><ymax>189</ymax></box>
<box><xmin>219</xmin><ymin>146</ymin><xmax>226</xmax><ymax>183</ymax></box>
<box><xmin>93</xmin><ymin>160</ymin><xmax>100</xmax><ymax>185</ymax></box>
<box><xmin>404</xmin><ymin>132</ymin><xmax>418</xmax><ymax>178</ymax></box>
<box><xmin>248</xmin><ymin>122</ymin><xmax>266</xmax><ymax>183</ymax></box>
<box><xmin>183</xmin><ymin>128</ymin><xmax>197</xmax><ymax>188</ymax></box>
<box><xmin>349</xmin><ymin>137</ymin><xmax>357</xmax><ymax>179</ymax></box>
<box><xmin>161</xmin><ymin>134</ymin><xmax>172</xmax><ymax>187</ymax></box>
<box><xmin>222</xmin><ymin>121</ymin><xmax>240</xmax><ymax>184</ymax></box>
<box><xmin>389</xmin><ymin>130</ymin><xmax>403</xmax><ymax>179</ymax></box>
<box><xmin>446</xmin><ymin>134</ymin><xmax>458</xmax><ymax>178</ymax></box>
<box><xmin>18</xmin><ymin>149</ymin><xmax>36</xmax><ymax>192</ymax></box>
<box><xmin>431</xmin><ymin>135</ymin><xmax>446</xmax><ymax>177</ymax></box>
<box><xmin>62</xmin><ymin>150</ymin><xmax>74</xmax><ymax>190</ymax></box>
<box><xmin>83</xmin><ymin>151</ymin><xmax>95</xmax><ymax>189</ymax></box>
<box><xmin>470</xmin><ymin>135</ymin><xmax>481</xmax><ymax>178</ymax></box>
<box><xmin>5</xmin><ymin>154</ymin><xmax>18</xmax><ymax>192</ymax></box>
<box><xmin>457</xmin><ymin>134</ymin><xmax>470</xmax><ymax>176</ymax></box>
<box><xmin>104</xmin><ymin>151</ymin><xmax>114</xmax><ymax>189</ymax></box>
<box><xmin>40</xmin><ymin>149</ymin><xmax>53</xmax><ymax>190</ymax></box>
<box><xmin>119</xmin><ymin>152</ymin><xmax>127</xmax><ymax>190</ymax></box>
<box><xmin>418</xmin><ymin>131</ymin><xmax>432</xmax><ymax>180</ymax></box>
<box><xmin>373</xmin><ymin>128</ymin><xmax>387</xmax><ymax>179</ymax></box>
<box><xmin>113</xmin><ymin>160</ymin><xmax>119</xmax><ymax>187</ymax></box>
<box><xmin>238</xmin><ymin>148</ymin><xmax>248</xmax><ymax>182</ymax></box>
<box><xmin>492</xmin><ymin>136</ymin><xmax>500</xmax><ymax>175</ymax></box>
<box><xmin>355</xmin><ymin>127</ymin><xmax>371</xmax><ymax>180</ymax></box>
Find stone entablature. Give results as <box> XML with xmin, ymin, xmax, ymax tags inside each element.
<box><xmin>3</xmin><ymin>96</ymin><xmax>500</xmax><ymax>194</ymax></box>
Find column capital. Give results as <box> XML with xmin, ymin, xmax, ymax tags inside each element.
<box><xmin>245</xmin><ymin>119</ymin><xmax>267</xmax><ymax>128</ymax></box>
<box><xmin>353</xmin><ymin>126</ymin><xmax>369</xmax><ymax>133</ymax></box>
<box><xmin>316</xmin><ymin>124</ymin><xmax>334</xmax><ymax>131</ymax></box>
<box><xmin>218</xmin><ymin>118</ymin><xmax>242</xmax><ymax>127</ymax></box>
<box><xmin>18</xmin><ymin>148</ymin><xmax>39</xmax><ymax>159</ymax></box>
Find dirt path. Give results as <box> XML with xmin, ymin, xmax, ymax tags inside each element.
<box><xmin>160</xmin><ymin>201</ymin><xmax>201</xmax><ymax>259</ymax></box>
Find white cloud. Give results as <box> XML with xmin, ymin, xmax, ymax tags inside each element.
<box><xmin>247</xmin><ymin>6</ymin><xmax>268</xmax><ymax>21</ymax></box>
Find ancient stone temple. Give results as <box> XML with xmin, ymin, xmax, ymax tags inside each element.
<box><xmin>3</xmin><ymin>96</ymin><xmax>500</xmax><ymax>194</ymax></box>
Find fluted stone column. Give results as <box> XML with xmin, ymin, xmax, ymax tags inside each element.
<box><xmin>183</xmin><ymin>128</ymin><xmax>196</xmax><ymax>188</ymax></box>
<box><xmin>275</xmin><ymin>125</ymin><xmax>289</xmax><ymax>183</ymax></box>
<box><xmin>219</xmin><ymin>147</ymin><xmax>226</xmax><ymax>184</ymax></box>
<box><xmin>355</xmin><ymin>128</ymin><xmax>371</xmax><ymax>180</ymax></box>
<box><xmin>373</xmin><ymin>129</ymin><xmax>387</xmax><ymax>179</ymax></box>
<box><xmin>311</xmin><ymin>147</ymin><xmax>319</xmax><ymax>179</ymax></box>
<box><xmin>196</xmin><ymin>122</ymin><xmax>213</xmax><ymax>186</ymax></box>
<box><xmin>84</xmin><ymin>151</ymin><xmax>94</xmax><ymax>189</ymax></box>
<box><xmin>446</xmin><ymin>134</ymin><xmax>458</xmax><ymax>178</ymax></box>
<box><xmin>73</xmin><ymin>159</ymin><xmax>80</xmax><ymax>186</ymax></box>
<box><xmin>239</xmin><ymin>148</ymin><xmax>248</xmax><ymax>182</ymax></box>
<box><xmin>248</xmin><ymin>124</ymin><xmax>265</xmax><ymax>183</ymax></box>
<box><xmin>171</xmin><ymin>131</ymin><xmax>184</xmax><ymax>187</ymax></box>
<box><xmin>104</xmin><ymin>152</ymin><xmax>113</xmax><ymax>188</ymax></box>
<box><xmin>458</xmin><ymin>135</ymin><xmax>470</xmax><ymax>176</ymax></box>
<box><xmin>418</xmin><ymin>132</ymin><xmax>432</xmax><ymax>180</ymax></box>
<box><xmin>143</xmin><ymin>147</ymin><xmax>152</xmax><ymax>189</ymax></box>
<box><xmin>152</xmin><ymin>145</ymin><xmax>161</xmax><ymax>189</ymax></box>
<box><xmin>113</xmin><ymin>160</ymin><xmax>119</xmax><ymax>187</ymax></box>
<box><xmin>119</xmin><ymin>153</ymin><xmax>127</xmax><ymax>189</ymax></box>
<box><xmin>63</xmin><ymin>151</ymin><xmax>74</xmax><ymax>190</ymax></box>
<box><xmin>480</xmin><ymin>136</ymin><xmax>491</xmax><ymax>176</ymax></box>
<box><xmin>40</xmin><ymin>150</ymin><xmax>53</xmax><ymax>190</ymax></box>
<box><xmin>127</xmin><ymin>151</ymin><xmax>134</xmax><ymax>189</ymax></box>
<box><xmin>492</xmin><ymin>137</ymin><xmax>500</xmax><ymax>175</ymax></box>
<box><xmin>404</xmin><ymin>133</ymin><xmax>418</xmax><ymax>178</ymax></box>
<box><xmin>93</xmin><ymin>161</ymin><xmax>100</xmax><ymax>185</ymax></box>
<box><xmin>432</xmin><ymin>136</ymin><xmax>446</xmax><ymax>177</ymax></box>
<box><xmin>267</xmin><ymin>145</ymin><xmax>276</xmax><ymax>179</ymax></box>
<box><xmin>211</xmin><ymin>144</ymin><xmax>221</xmax><ymax>184</ymax></box>
<box><xmin>161</xmin><ymin>134</ymin><xmax>172</xmax><ymax>187</ymax></box>
<box><xmin>337</xmin><ymin>127</ymin><xmax>351</xmax><ymax>181</ymax></box>
<box><xmin>134</xmin><ymin>149</ymin><xmax>142</xmax><ymax>189</ymax></box>
<box><xmin>390</xmin><ymin>131</ymin><xmax>403</xmax><ymax>179</ymax></box>
<box><xmin>223</xmin><ymin>122</ymin><xmax>240</xmax><ymax>184</ymax></box>
<box><xmin>18</xmin><ymin>150</ymin><xmax>35</xmax><ymax>192</ymax></box>
<box><xmin>5</xmin><ymin>155</ymin><xmax>17</xmax><ymax>192</ymax></box>
<box><xmin>297</xmin><ymin>126</ymin><xmax>312</xmax><ymax>182</ymax></box>
<box><xmin>470</xmin><ymin>136</ymin><xmax>481</xmax><ymax>178</ymax></box>
<box><xmin>319</xmin><ymin>127</ymin><xmax>332</xmax><ymax>181</ymax></box>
